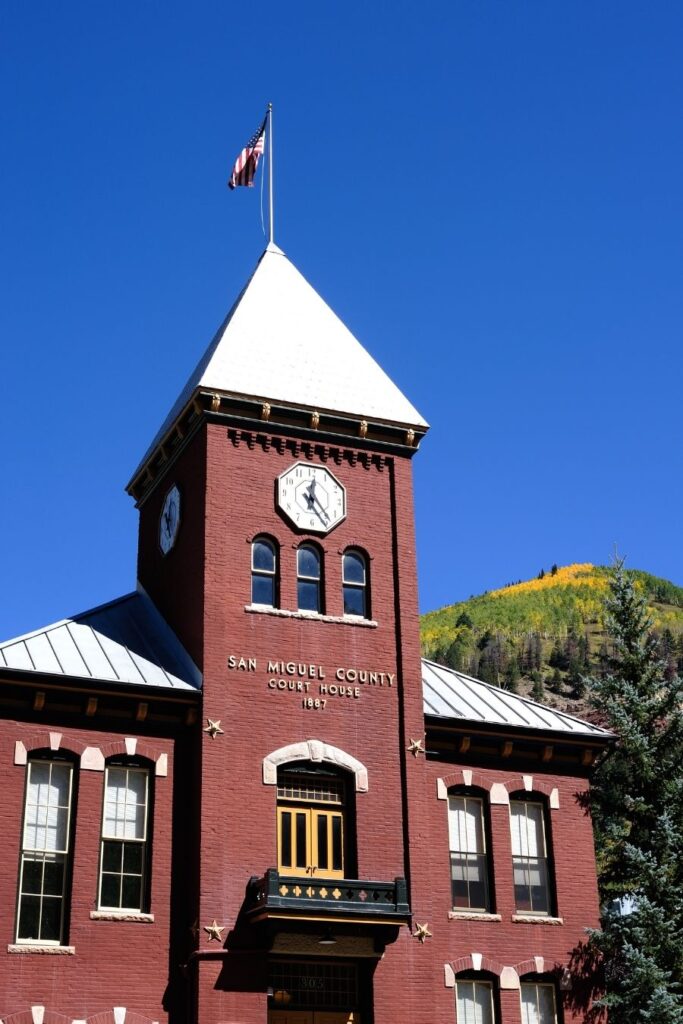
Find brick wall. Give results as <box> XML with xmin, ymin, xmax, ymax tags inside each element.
<box><xmin>0</xmin><ymin>718</ymin><xmax>190</xmax><ymax>1023</ymax></box>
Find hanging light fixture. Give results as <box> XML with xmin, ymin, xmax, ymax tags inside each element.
<box><xmin>319</xmin><ymin>927</ymin><xmax>336</xmax><ymax>946</ymax></box>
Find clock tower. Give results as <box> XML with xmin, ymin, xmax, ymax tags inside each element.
<box><xmin>127</xmin><ymin>241</ymin><xmax>429</xmax><ymax>1024</ymax></box>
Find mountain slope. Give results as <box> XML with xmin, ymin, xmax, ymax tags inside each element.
<box><xmin>420</xmin><ymin>564</ymin><xmax>683</xmax><ymax>712</ymax></box>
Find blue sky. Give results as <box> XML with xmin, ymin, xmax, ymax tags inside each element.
<box><xmin>1</xmin><ymin>0</ymin><xmax>681</xmax><ymax>639</ymax></box>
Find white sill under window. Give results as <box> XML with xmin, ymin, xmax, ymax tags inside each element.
<box><xmin>245</xmin><ymin>604</ymin><xmax>377</xmax><ymax>627</ymax></box>
<box><xmin>448</xmin><ymin>910</ymin><xmax>502</xmax><ymax>921</ymax></box>
<box><xmin>90</xmin><ymin>910</ymin><xmax>154</xmax><ymax>922</ymax></box>
<box><xmin>8</xmin><ymin>942</ymin><xmax>75</xmax><ymax>954</ymax></box>
<box><xmin>511</xmin><ymin>913</ymin><xmax>564</xmax><ymax>925</ymax></box>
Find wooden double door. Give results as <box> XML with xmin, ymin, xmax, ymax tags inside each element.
<box><xmin>269</xmin><ymin>1013</ymin><xmax>357</xmax><ymax>1024</ymax></box>
<box><xmin>277</xmin><ymin>806</ymin><xmax>344</xmax><ymax>878</ymax></box>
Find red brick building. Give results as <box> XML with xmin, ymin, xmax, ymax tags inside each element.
<box><xmin>0</xmin><ymin>243</ymin><xmax>611</xmax><ymax>1024</ymax></box>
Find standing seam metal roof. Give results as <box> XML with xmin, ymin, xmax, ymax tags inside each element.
<box><xmin>422</xmin><ymin>658</ymin><xmax>611</xmax><ymax>737</ymax></box>
<box><xmin>0</xmin><ymin>597</ymin><xmax>609</xmax><ymax>738</ymax></box>
<box><xmin>0</xmin><ymin>590</ymin><xmax>200</xmax><ymax>691</ymax></box>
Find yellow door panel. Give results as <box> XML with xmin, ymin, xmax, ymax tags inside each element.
<box><xmin>277</xmin><ymin>807</ymin><xmax>312</xmax><ymax>878</ymax></box>
<box><xmin>311</xmin><ymin>810</ymin><xmax>344</xmax><ymax>879</ymax></box>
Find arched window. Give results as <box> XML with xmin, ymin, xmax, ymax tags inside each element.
<box><xmin>448</xmin><ymin>788</ymin><xmax>493</xmax><ymax>912</ymax></box>
<box><xmin>16</xmin><ymin>751</ymin><xmax>77</xmax><ymax>945</ymax></box>
<box><xmin>297</xmin><ymin>544</ymin><xmax>322</xmax><ymax>613</ymax></box>
<box><xmin>456</xmin><ymin>973</ymin><xmax>498</xmax><ymax>1024</ymax></box>
<box><xmin>342</xmin><ymin>549</ymin><xmax>369</xmax><ymax>618</ymax></box>
<box><xmin>277</xmin><ymin>763</ymin><xmax>353</xmax><ymax>879</ymax></box>
<box><xmin>99</xmin><ymin>759</ymin><xmax>152</xmax><ymax>913</ymax></box>
<box><xmin>251</xmin><ymin>537</ymin><xmax>278</xmax><ymax>607</ymax></box>
<box><xmin>509</xmin><ymin>795</ymin><xmax>554</xmax><ymax>915</ymax></box>
<box><xmin>520</xmin><ymin>979</ymin><xmax>558</xmax><ymax>1024</ymax></box>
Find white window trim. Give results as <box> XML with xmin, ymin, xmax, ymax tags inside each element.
<box><xmin>448</xmin><ymin>794</ymin><xmax>491</xmax><ymax>914</ymax></box>
<box><xmin>16</xmin><ymin>758</ymin><xmax>74</xmax><ymax>946</ymax></box>
<box><xmin>456</xmin><ymin>978</ymin><xmax>495</xmax><ymax>1024</ymax></box>
<box><xmin>98</xmin><ymin>764</ymin><xmax>150</xmax><ymax>914</ymax></box>
<box><xmin>520</xmin><ymin>981</ymin><xmax>558</xmax><ymax>1024</ymax></box>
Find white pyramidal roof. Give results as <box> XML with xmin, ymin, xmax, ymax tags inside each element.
<box><xmin>134</xmin><ymin>244</ymin><xmax>427</xmax><ymax>476</ymax></box>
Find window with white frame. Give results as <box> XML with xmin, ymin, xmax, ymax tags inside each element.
<box><xmin>297</xmin><ymin>544</ymin><xmax>323</xmax><ymax>613</ymax></box>
<box><xmin>342</xmin><ymin>549</ymin><xmax>369</xmax><ymax>618</ymax></box>
<box><xmin>520</xmin><ymin>982</ymin><xmax>557</xmax><ymax>1024</ymax></box>
<box><xmin>448</xmin><ymin>793</ymin><xmax>491</xmax><ymax>911</ymax></box>
<box><xmin>456</xmin><ymin>978</ymin><xmax>495</xmax><ymax>1024</ymax></box>
<box><xmin>16</xmin><ymin>758</ymin><xmax>74</xmax><ymax>944</ymax></box>
<box><xmin>99</xmin><ymin>764</ymin><xmax>150</xmax><ymax>912</ymax></box>
<box><xmin>509</xmin><ymin>799</ymin><xmax>551</xmax><ymax>914</ymax></box>
<box><xmin>251</xmin><ymin>536</ymin><xmax>278</xmax><ymax>607</ymax></box>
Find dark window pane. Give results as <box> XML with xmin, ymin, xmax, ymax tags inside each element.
<box><xmin>22</xmin><ymin>857</ymin><xmax>43</xmax><ymax>894</ymax></box>
<box><xmin>332</xmin><ymin>816</ymin><xmax>343</xmax><ymax>871</ymax></box>
<box><xmin>295</xmin><ymin>813</ymin><xmax>307</xmax><ymax>868</ymax></box>
<box><xmin>40</xmin><ymin>896</ymin><xmax>62</xmax><ymax>941</ymax></box>
<box><xmin>123</xmin><ymin>843</ymin><xmax>143</xmax><ymax>873</ymax></box>
<box><xmin>343</xmin><ymin>552</ymin><xmax>365</xmax><ymax>584</ymax></box>
<box><xmin>298</xmin><ymin>580</ymin><xmax>320</xmax><ymax>612</ymax></box>
<box><xmin>280</xmin><ymin>812</ymin><xmax>292</xmax><ymax>867</ymax></box>
<box><xmin>101</xmin><ymin>873</ymin><xmax>120</xmax><ymax>908</ymax></box>
<box><xmin>43</xmin><ymin>857</ymin><xmax>65</xmax><ymax>896</ymax></box>
<box><xmin>18</xmin><ymin>896</ymin><xmax>40</xmax><ymax>939</ymax></box>
<box><xmin>343</xmin><ymin>586</ymin><xmax>365</xmax><ymax>617</ymax></box>
<box><xmin>452</xmin><ymin>878</ymin><xmax>469</xmax><ymax>907</ymax></box>
<box><xmin>451</xmin><ymin>855</ymin><xmax>470</xmax><ymax>907</ymax></box>
<box><xmin>252</xmin><ymin>575</ymin><xmax>275</xmax><ymax>606</ymax></box>
<box><xmin>469</xmin><ymin>877</ymin><xmax>488</xmax><ymax>911</ymax></box>
<box><xmin>252</xmin><ymin>540</ymin><xmax>275</xmax><ymax>572</ymax></box>
<box><xmin>317</xmin><ymin>815</ymin><xmax>328</xmax><ymax>869</ymax></box>
<box><xmin>122</xmin><ymin>875</ymin><xmax>142</xmax><ymax>910</ymax></box>
<box><xmin>102</xmin><ymin>840</ymin><xmax>122</xmax><ymax>872</ymax></box>
<box><xmin>298</xmin><ymin>546</ymin><xmax>320</xmax><ymax>579</ymax></box>
<box><xmin>530</xmin><ymin>860</ymin><xmax>549</xmax><ymax>912</ymax></box>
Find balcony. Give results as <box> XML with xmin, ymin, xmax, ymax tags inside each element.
<box><xmin>245</xmin><ymin>869</ymin><xmax>410</xmax><ymax>925</ymax></box>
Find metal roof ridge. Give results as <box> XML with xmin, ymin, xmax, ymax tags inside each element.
<box><xmin>0</xmin><ymin>591</ymin><xmax>140</xmax><ymax>647</ymax></box>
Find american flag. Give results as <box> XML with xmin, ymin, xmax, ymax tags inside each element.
<box><xmin>228</xmin><ymin>118</ymin><xmax>267</xmax><ymax>189</ymax></box>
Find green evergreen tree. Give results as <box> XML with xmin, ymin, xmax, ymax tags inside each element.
<box><xmin>504</xmin><ymin>656</ymin><xmax>521</xmax><ymax>693</ymax></box>
<box><xmin>548</xmin><ymin>667</ymin><xmax>564</xmax><ymax>694</ymax></box>
<box><xmin>531</xmin><ymin>671</ymin><xmax>544</xmax><ymax>701</ymax></box>
<box><xmin>587</xmin><ymin>562</ymin><xmax>683</xmax><ymax>1021</ymax></box>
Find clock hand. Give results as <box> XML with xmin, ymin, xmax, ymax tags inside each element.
<box><xmin>311</xmin><ymin>494</ymin><xmax>330</xmax><ymax>522</ymax></box>
<box><xmin>304</xmin><ymin>479</ymin><xmax>317</xmax><ymax>510</ymax></box>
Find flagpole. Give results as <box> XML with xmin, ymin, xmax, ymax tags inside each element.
<box><xmin>268</xmin><ymin>103</ymin><xmax>274</xmax><ymax>245</ymax></box>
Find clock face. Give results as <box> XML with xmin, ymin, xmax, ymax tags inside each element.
<box><xmin>277</xmin><ymin>462</ymin><xmax>346</xmax><ymax>534</ymax></box>
<box><xmin>159</xmin><ymin>485</ymin><xmax>181</xmax><ymax>555</ymax></box>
